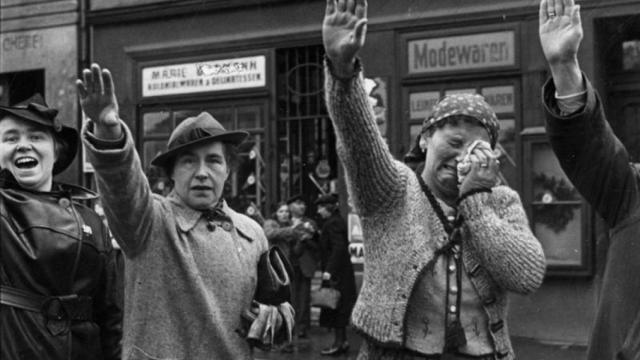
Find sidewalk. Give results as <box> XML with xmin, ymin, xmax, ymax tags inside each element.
<box><xmin>255</xmin><ymin>326</ymin><xmax>586</xmax><ymax>360</ymax></box>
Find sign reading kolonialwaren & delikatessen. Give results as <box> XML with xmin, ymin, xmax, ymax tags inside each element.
<box><xmin>142</xmin><ymin>55</ymin><xmax>266</xmax><ymax>97</ymax></box>
<box><xmin>408</xmin><ymin>31</ymin><xmax>515</xmax><ymax>74</ymax></box>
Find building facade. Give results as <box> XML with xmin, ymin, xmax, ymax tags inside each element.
<box><xmin>0</xmin><ymin>0</ymin><xmax>83</xmax><ymax>185</ymax></box>
<box><xmin>3</xmin><ymin>0</ymin><xmax>639</xmax><ymax>348</ymax></box>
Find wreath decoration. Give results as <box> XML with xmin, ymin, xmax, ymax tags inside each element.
<box><xmin>532</xmin><ymin>172</ymin><xmax>580</xmax><ymax>233</ymax></box>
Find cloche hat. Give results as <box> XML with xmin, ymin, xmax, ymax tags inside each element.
<box><xmin>0</xmin><ymin>93</ymin><xmax>78</xmax><ymax>175</ymax></box>
<box><xmin>151</xmin><ymin>112</ymin><xmax>248</xmax><ymax>168</ymax></box>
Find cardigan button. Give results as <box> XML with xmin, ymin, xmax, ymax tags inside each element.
<box><xmin>58</xmin><ymin>198</ymin><xmax>70</xmax><ymax>208</ymax></box>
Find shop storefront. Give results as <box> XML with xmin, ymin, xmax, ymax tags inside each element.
<box><xmin>83</xmin><ymin>0</ymin><xmax>640</xmax><ymax>347</ymax></box>
<box><xmin>0</xmin><ymin>0</ymin><xmax>81</xmax><ymax>184</ymax></box>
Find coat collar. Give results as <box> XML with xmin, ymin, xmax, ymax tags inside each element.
<box><xmin>167</xmin><ymin>192</ymin><xmax>255</xmax><ymax>242</ymax></box>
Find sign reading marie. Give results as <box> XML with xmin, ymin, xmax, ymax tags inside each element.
<box><xmin>408</xmin><ymin>31</ymin><xmax>515</xmax><ymax>74</ymax></box>
<box><xmin>142</xmin><ymin>55</ymin><xmax>266</xmax><ymax>97</ymax></box>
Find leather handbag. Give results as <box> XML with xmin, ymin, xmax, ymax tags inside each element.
<box><xmin>311</xmin><ymin>286</ymin><xmax>341</xmax><ymax>310</ymax></box>
<box><xmin>254</xmin><ymin>246</ymin><xmax>293</xmax><ymax>305</ymax></box>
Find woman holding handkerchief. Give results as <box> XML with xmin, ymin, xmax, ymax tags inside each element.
<box><xmin>322</xmin><ymin>1</ymin><xmax>546</xmax><ymax>358</ymax></box>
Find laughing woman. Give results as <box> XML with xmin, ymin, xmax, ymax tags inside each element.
<box><xmin>0</xmin><ymin>95</ymin><xmax>122</xmax><ymax>360</ymax></box>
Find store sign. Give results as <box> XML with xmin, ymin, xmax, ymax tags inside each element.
<box><xmin>409</xmin><ymin>91</ymin><xmax>440</xmax><ymax>120</ymax></box>
<box><xmin>481</xmin><ymin>85</ymin><xmax>514</xmax><ymax>114</ymax></box>
<box><xmin>408</xmin><ymin>31</ymin><xmax>515</xmax><ymax>74</ymax></box>
<box><xmin>142</xmin><ymin>55</ymin><xmax>266</xmax><ymax>97</ymax></box>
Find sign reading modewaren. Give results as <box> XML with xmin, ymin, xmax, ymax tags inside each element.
<box><xmin>408</xmin><ymin>31</ymin><xmax>515</xmax><ymax>74</ymax></box>
<box><xmin>142</xmin><ymin>55</ymin><xmax>266</xmax><ymax>97</ymax></box>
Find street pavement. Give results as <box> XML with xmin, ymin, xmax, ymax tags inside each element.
<box><xmin>254</xmin><ymin>326</ymin><xmax>586</xmax><ymax>360</ymax></box>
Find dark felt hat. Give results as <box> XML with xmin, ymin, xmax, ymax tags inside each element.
<box><xmin>286</xmin><ymin>194</ymin><xmax>305</xmax><ymax>205</ymax></box>
<box><xmin>151</xmin><ymin>112</ymin><xmax>248</xmax><ymax>168</ymax></box>
<box><xmin>315</xmin><ymin>193</ymin><xmax>339</xmax><ymax>206</ymax></box>
<box><xmin>0</xmin><ymin>93</ymin><xmax>78</xmax><ymax>175</ymax></box>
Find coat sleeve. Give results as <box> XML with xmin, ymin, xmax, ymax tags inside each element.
<box><xmin>543</xmin><ymin>75</ymin><xmax>640</xmax><ymax>228</ymax></box>
<box><xmin>82</xmin><ymin>120</ymin><xmax>157</xmax><ymax>258</ymax></box>
<box><xmin>263</xmin><ymin>220</ymin><xmax>298</xmax><ymax>244</ymax></box>
<box><xmin>94</xmin><ymin>221</ymin><xmax>123</xmax><ymax>360</ymax></box>
<box><xmin>459</xmin><ymin>186</ymin><xmax>546</xmax><ymax>295</ymax></box>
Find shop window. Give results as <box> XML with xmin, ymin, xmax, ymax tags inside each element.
<box><xmin>0</xmin><ymin>69</ymin><xmax>45</xmax><ymax>106</ymax></box>
<box><xmin>276</xmin><ymin>45</ymin><xmax>337</xmax><ymax>208</ymax></box>
<box><xmin>522</xmin><ymin>128</ymin><xmax>593</xmax><ymax>277</ymax></box>
<box><xmin>139</xmin><ymin>101</ymin><xmax>266</xmax><ymax>217</ymax></box>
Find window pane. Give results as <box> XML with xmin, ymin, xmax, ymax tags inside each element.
<box><xmin>143</xmin><ymin>140</ymin><xmax>170</xmax><ymax>195</ymax></box>
<box><xmin>143</xmin><ymin>111</ymin><xmax>172</xmax><ymax>135</ymax></box>
<box><xmin>237</xmin><ymin>105</ymin><xmax>261</xmax><ymax>129</ymax></box>
<box><xmin>207</xmin><ymin>107</ymin><xmax>234</xmax><ymax>130</ymax></box>
<box><xmin>174</xmin><ymin>110</ymin><xmax>202</xmax><ymax>125</ymax></box>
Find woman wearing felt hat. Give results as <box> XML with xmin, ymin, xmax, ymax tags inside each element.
<box><xmin>322</xmin><ymin>1</ymin><xmax>546</xmax><ymax>359</ymax></box>
<box><xmin>77</xmin><ymin>63</ymin><xmax>294</xmax><ymax>359</ymax></box>
<box><xmin>0</xmin><ymin>94</ymin><xmax>122</xmax><ymax>359</ymax></box>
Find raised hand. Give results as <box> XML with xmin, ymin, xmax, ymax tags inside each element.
<box><xmin>539</xmin><ymin>0</ymin><xmax>583</xmax><ymax>66</ymax></box>
<box><xmin>322</xmin><ymin>0</ymin><xmax>367</xmax><ymax>78</ymax></box>
<box><xmin>76</xmin><ymin>63</ymin><xmax>122</xmax><ymax>139</ymax></box>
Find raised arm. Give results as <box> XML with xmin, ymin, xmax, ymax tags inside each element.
<box><xmin>322</xmin><ymin>0</ymin><xmax>406</xmax><ymax>216</ymax></box>
<box><xmin>539</xmin><ymin>0</ymin><xmax>584</xmax><ymax>96</ymax></box>
<box><xmin>77</xmin><ymin>64</ymin><xmax>156</xmax><ymax>257</ymax></box>
<box><xmin>539</xmin><ymin>0</ymin><xmax>639</xmax><ymax>227</ymax></box>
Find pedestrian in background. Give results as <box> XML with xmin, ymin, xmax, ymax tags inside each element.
<box><xmin>322</xmin><ymin>1</ymin><xmax>546</xmax><ymax>359</ymax></box>
<box><xmin>77</xmin><ymin>63</ymin><xmax>293</xmax><ymax>359</ymax></box>
<box><xmin>286</xmin><ymin>195</ymin><xmax>320</xmax><ymax>341</ymax></box>
<box><xmin>0</xmin><ymin>94</ymin><xmax>122</xmax><ymax>359</ymax></box>
<box><xmin>539</xmin><ymin>0</ymin><xmax>640</xmax><ymax>358</ymax></box>
<box><xmin>315</xmin><ymin>193</ymin><xmax>357</xmax><ymax>357</ymax></box>
<box><xmin>263</xmin><ymin>201</ymin><xmax>297</xmax><ymax>261</ymax></box>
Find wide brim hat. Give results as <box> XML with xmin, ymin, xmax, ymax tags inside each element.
<box><xmin>286</xmin><ymin>194</ymin><xmax>305</xmax><ymax>205</ymax></box>
<box><xmin>151</xmin><ymin>112</ymin><xmax>249</xmax><ymax>168</ymax></box>
<box><xmin>0</xmin><ymin>93</ymin><xmax>78</xmax><ymax>175</ymax></box>
<box><xmin>423</xmin><ymin>93</ymin><xmax>499</xmax><ymax>148</ymax></box>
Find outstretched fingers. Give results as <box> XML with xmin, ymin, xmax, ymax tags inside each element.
<box><xmin>325</xmin><ymin>0</ymin><xmax>336</xmax><ymax>16</ymax></box>
<box><xmin>346</xmin><ymin>0</ymin><xmax>355</xmax><ymax>13</ymax></box>
<box><xmin>355</xmin><ymin>0</ymin><xmax>366</xmax><ymax>19</ymax></box>
<box><xmin>539</xmin><ymin>0</ymin><xmax>549</xmax><ymax>25</ymax></box>
<box><xmin>82</xmin><ymin>68</ymin><xmax>94</xmax><ymax>95</ymax></box>
<box><xmin>91</xmin><ymin>63</ymin><xmax>104</xmax><ymax>95</ymax></box>
<box><xmin>562</xmin><ymin>0</ymin><xmax>574</xmax><ymax>16</ymax></box>
<box><xmin>76</xmin><ymin>79</ymin><xmax>88</xmax><ymax>99</ymax></box>
<box><xmin>571</xmin><ymin>4</ymin><xmax>581</xmax><ymax>26</ymax></box>
<box><xmin>102</xmin><ymin>68</ymin><xmax>115</xmax><ymax>97</ymax></box>
<box><xmin>354</xmin><ymin>18</ymin><xmax>367</xmax><ymax>42</ymax></box>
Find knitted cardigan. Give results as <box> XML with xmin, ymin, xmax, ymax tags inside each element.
<box><xmin>324</xmin><ymin>61</ymin><xmax>546</xmax><ymax>360</ymax></box>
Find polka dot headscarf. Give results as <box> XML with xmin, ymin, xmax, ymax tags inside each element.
<box><xmin>422</xmin><ymin>93</ymin><xmax>499</xmax><ymax>148</ymax></box>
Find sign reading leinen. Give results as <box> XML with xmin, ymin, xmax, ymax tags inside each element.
<box><xmin>408</xmin><ymin>31</ymin><xmax>515</xmax><ymax>74</ymax></box>
<box><xmin>142</xmin><ymin>55</ymin><xmax>266</xmax><ymax>97</ymax></box>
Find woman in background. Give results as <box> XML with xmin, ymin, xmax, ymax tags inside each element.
<box><xmin>263</xmin><ymin>201</ymin><xmax>298</xmax><ymax>261</ymax></box>
<box><xmin>315</xmin><ymin>194</ymin><xmax>357</xmax><ymax>356</ymax></box>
